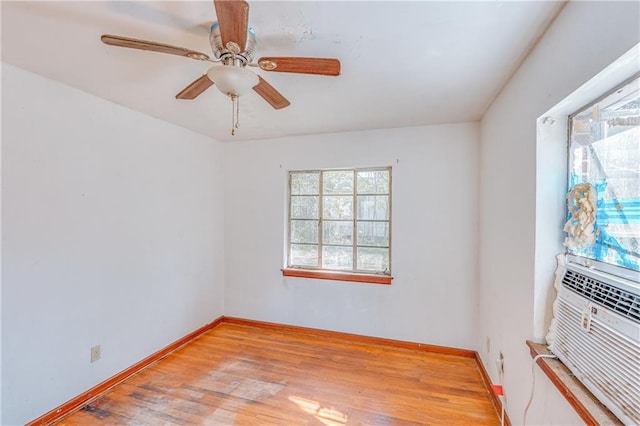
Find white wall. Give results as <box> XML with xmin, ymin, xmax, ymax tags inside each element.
<box><xmin>1</xmin><ymin>64</ymin><xmax>226</xmax><ymax>425</ymax></box>
<box><xmin>0</xmin><ymin>45</ymin><xmax>4</xmax><ymax>424</ymax></box>
<box><xmin>478</xmin><ymin>1</ymin><xmax>639</xmax><ymax>425</ymax></box>
<box><xmin>223</xmin><ymin>123</ymin><xmax>480</xmax><ymax>349</ymax></box>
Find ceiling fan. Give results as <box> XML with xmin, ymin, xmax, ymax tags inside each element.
<box><xmin>101</xmin><ymin>0</ymin><xmax>341</xmax><ymax>135</ymax></box>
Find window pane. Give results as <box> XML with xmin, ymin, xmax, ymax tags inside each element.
<box><xmin>357</xmin><ymin>247</ymin><xmax>389</xmax><ymax>272</ymax></box>
<box><xmin>288</xmin><ymin>167</ymin><xmax>392</xmax><ymax>276</ymax></box>
<box><xmin>569</xmin><ymin>76</ymin><xmax>639</xmax><ymax>272</ymax></box>
<box><xmin>323</xmin><ymin>196</ymin><xmax>353</xmax><ymax>220</ymax></box>
<box><xmin>357</xmin><ymin>221</ymin><xmax>389</xmax><ymax>247</ymax></box>
<box><xmin>322</xmin><ymin>245</ymin><xmax>353</xmax><ymax>270</ymax></box>
<box><xmin>291</xmin><ymin>220</ymin><xmax>318</xmax><ymax>244</ymax></box>
<box><xmin>290</xmin><ymin>244</ymin><xmax>318</xmax><ymax>267</ymax></box>
<box><xmin>323</xmin><ymin>221</ymin><xmax>353</xmax><ymax>245</ymax></box>
<box><xmin>357</xmin><ymin>195</ymin><xmax>389</xmax><ymax>220</ymax></box>
<box><xmin>357</xmin><ymin>170</ymin><xmax>390</xmax><ymax>194</ymax></box>
<box><xmin>291</xmin><ymin>195</ymin><xmax>319</xmax><ymax>219</ymax></box>
<box><xmin>323</xmin><ymin>170</ymin><xmax>354</xmax><ymax>194</ymax></box>
<box><xmin>291</xmin><ymin>172</ymin><xmax>320</xmax><ymax>195</ymax></box>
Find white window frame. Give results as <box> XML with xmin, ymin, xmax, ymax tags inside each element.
<box><xmin>286</xmin><ymin>167</ymin><xmax>392</xmax><ymax>277</ymax></box>
<box><xmin>566</xmin><ymin>74</ymin><xmax>640</xmax><ymax>278</ymax></box>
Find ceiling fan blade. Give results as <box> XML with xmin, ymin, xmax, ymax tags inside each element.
<box><xmin>213</xmin><ymin>0</ymin><xmax>249</xmax><ymax>52</ymax></box>
<box><xmin>176</xmin><ymin>75</ymin><xmax>214</xmax><ymax>100</ymax></box>
<box><xmin>101</xmin><ymin>35</ymin><xmax>212</xmax><ymax>61</ymax></box>
<box><xmin>253</xmin><ymin>76</ymin><xmax>290</xmax><ymax>110</ymax></box>
<box><xmin>257</xmin><ymin>57</ymin><xmax>341</xmax><ymax>76</ymax></box>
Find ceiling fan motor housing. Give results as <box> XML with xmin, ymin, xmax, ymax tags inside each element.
<box><xmin>209</xmin><ymin>22</ymin><xmax>256</xmax><ymax>65</ymax></box>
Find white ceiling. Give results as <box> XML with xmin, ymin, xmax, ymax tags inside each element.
<box><xmin>1</xmin><ymin>1</ymin><xmax>564</xmax><ymax>142</ymax></box>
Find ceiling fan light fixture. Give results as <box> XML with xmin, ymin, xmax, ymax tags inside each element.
<box><xmin>206</xmin><ymin>66</ymin><xmax>258</xmax><ymax>97</ymax></box>
<box><xmin>101</xmin><ymin>0</ymin><xmax>341</xmax><ymax>136</ymax></box>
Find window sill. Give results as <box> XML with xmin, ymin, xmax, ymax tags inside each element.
<box><xmin>282</xmin><ymin>268</ymin><xmax>392</xmax><ymax>285</ymax></box>
<box><xmin>525</xmin><ymin>341</ymin><xmax>621</xmax><ymax>426</ymax></box>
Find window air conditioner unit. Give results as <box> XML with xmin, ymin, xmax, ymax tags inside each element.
<box><xmin>549</xmin><ymin>260</ymin><xmax>640</xmax><ymax>425</ymax></box>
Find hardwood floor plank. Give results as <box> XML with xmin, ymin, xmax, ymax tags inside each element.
<box><xmin>56</xmin><ymin>323</ymin><xmax>499</xmax><ymax>425</ymax></box>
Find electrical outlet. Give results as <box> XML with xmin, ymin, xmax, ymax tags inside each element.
<box><xmin>497</xmin><ymin>351</ymin><xmax>504</xmax><ymax>373</ymax></box>
<box><xmin>486</xmin><ymin>336</ymin><xmax>491</xmax><ymax>353</ymax></box>
<box><xmin>91</xmin><ymin>345</ymin><xmax>101</xmax><ymax>363</ymax></box>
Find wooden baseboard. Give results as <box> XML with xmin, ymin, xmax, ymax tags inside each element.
<box><xmin>221</xmin><ymin>316</ymin><xmax>476</xmax><ymax>358</ymax></box>
<box><xmin>475</xmin><ymin>352</ymin><xmax>512</xmax><ymax>426</ymax></box>
<box><xmin>27</xmin><ymin>316</ymin><xmax>224</xmax><ymax>426</ymax></box>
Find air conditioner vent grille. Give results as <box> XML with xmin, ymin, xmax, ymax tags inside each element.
<box><xmin>554</xmin><ymin>300</ymin><xmax>640</xmax><ymax>422</ymax></box>
<box><xmin>562</xmin><ymin>270</ymin><xmax>640</xmax><ymax>324</ymax></box>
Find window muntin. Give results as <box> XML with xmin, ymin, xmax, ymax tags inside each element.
<box><xmin>288</xmin><ymin>168</ymin><xmax>391</xmax><ymax>275</ymax></box>
<box><xmin>568</xmin><ymin>75</ymin><xmax>640</xmax><ymax>272</ymax></box>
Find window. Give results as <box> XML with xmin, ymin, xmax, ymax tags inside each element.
<box><xmin>285</xmin><ymin>168</ymin><xmax>391</xmax><ymax>282</ymax></box>
<box><xmin>567</xmin><ymin>75</ymin><xmax>639</xmax><ymax>274</ymax></box>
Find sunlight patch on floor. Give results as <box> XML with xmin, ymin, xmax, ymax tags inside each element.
<box><xmin>289</xmin><ymin>395</ymin><xmax>348</xmax><ymax>425</ymax></box>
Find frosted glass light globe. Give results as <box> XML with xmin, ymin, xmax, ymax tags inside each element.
<box><xmin>206</xmin><ymin>66</ymin><xmax>259</xmax><ymax>97</ymax></box>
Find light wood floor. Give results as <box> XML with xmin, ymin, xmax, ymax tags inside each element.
<box><xmin>57</xmin><ymin>323</ymin><xmax>499</xmax><ymax>425</ymax></box>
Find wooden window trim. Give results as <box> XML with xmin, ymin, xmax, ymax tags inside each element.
<box><xmin>525</xmin><ymin>341</ymin><xmax>621</xmax><ymax>426</ymax></box>
<box><xmin>282</xmin><ymin>268</ymin><xmax>392</xmax><ymax>285</ymax></box>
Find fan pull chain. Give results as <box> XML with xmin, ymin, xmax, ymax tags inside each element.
<box><xmin>230</xmin><ymin>94</ymin><xmax>238</xmax><ymax>136</ymax></box>
<box><xmin>236</xmin><ymin>95</ymin><xmax>240</xmax><ymax>130</ymax></box>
